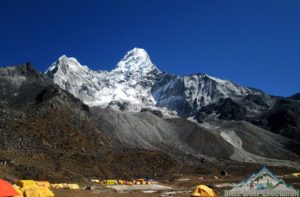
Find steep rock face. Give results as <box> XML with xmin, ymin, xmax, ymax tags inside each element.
<box><xmin>262</xmin><ymin>98</ymin><xmax>300</xmax><ymax>140</ymax></box>
<box><xmin>0</xmin><ymin>63</ymin><xmax>50</xmax><ymax>109</ymax></box>
<box><xmin>46</xmin><ymin>48</ymin><xmax>261</xmax><ymax>116</ymax></box>
<box><xmin>152</xmin><ymin>74</ymin><xmax>260</xmax><ymax>116</ymax></box>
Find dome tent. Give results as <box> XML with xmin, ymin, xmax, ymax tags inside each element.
<box><xmin>191</xmin><ymin>184</ymin><xmax>216</xmax><ymax>197</ymax></box>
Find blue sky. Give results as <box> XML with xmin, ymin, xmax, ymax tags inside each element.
<box><xmin>0</xmin><ymin>0</ymin><xmax>299</xmax><ymax>96</ymax></box>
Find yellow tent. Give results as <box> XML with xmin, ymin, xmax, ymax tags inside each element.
<box><xmin>23</xmin><ymin>186</ymin><xmax>55</xmax><ymax>197</ymax></box>
<box><xmin>17</xmin><ymin>180</ymin><xmax>36</xmax><ymax>188</ymax></box>
<box><xmin>91</xmin><ymin>179</ymin><xmax>100</xmax><ymax>183</ymax></box>
<box><xmin>36</xmin><ymin>181</ymin><xmax>50</xmax><ymax>188</ymax></box>
<box><xmin>50</xmin><ymin>183</ymin><xmax>80</xmax><ymax>190</ymax></box>
<box><xmin>191</xmin><ymin>185</ymin><xmax>216</xmax><ymax>197</ymax></box>
<box><xmin>66</xmin><ymin>184</ymin><xmax>80</xmax><ymax>190</ymax></box>
<box><xmin>104</xmin><ymin>180</ymin><xmax>117</xmax><ymax>185</ymax></box>
<box><xmin>117</xmin><ymin>180</ymin><xmax>125</xmax><ymax>185</ymax></box>
<box><xmin>50</xmin><ymin>183</ymin><xmax>66</xmax><ymax>189</ymax></box>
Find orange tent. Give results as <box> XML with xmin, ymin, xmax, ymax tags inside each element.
<box><xmin>0</xmin><ymin>179</ymin><xmax>19</xmax><ymax>197</ymax></box>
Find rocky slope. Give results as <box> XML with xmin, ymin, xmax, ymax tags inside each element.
<box><xmin>91</xmin><ymin>107</ymin><xmax>300</xmax><ymax>168</ymax></box>
<box><xmin>0</xmin><ymin>63</ymin><xmax>178</xmax><ymax>180</ymax></box>
<box><xmin>195</xmin><ymin>95</ymin><xmax>300</xmax><ymax>141</ymax></box>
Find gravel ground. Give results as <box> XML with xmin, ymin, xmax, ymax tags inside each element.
<box><xmin>52</xmin><ymin>175</ymin><xmax>300</xmax><ymax>197</ymax></box>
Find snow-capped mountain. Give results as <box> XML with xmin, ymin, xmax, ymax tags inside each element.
<box><xmin>45</xmin><ymin>47</ymin><xmax>262</xmax><ymax>116</ymax></box>
<box><xmin>46</xmin><ymin>48</ymin><xmax>161</xmax><ymax>111</ymax></box>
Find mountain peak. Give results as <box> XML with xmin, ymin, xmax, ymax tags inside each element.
<box><xmin>123</xmin><ymin>47</ymin><xmax>150</xmax><ymax>61</ymax></box>
<box><xmin>0</xmin><ymin>62</ymin><xmax>44</xmax><ymax>80</ymax></box>
<box><xmin>56</xmin><ymin>55</ymin><xmax>83</xmax><ymax>68</ymax></box>
<box><xmin>114</xmin><ymin>47</ymin><xmax>160</xmax><ymax>75</ymax></box>
<box><xmin>58</xmin><ymin>54</ymin><xmax>68</xmax><ymax>60</ymax></box>
<box><xmin>45</xmin><ymin>55</ymin><xmax>88</xmax><ymax>77</ymax></box>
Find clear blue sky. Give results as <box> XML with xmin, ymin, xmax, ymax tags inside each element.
<box><xmin>0</xmin><ymin>0</ymin><xmax>299</xmax><ymax>96</ymax></box>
